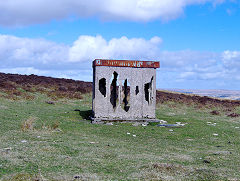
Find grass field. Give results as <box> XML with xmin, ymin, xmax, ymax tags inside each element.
<box><xmin>0</xmin><ymin>92</ymin><xmax>240</xmax><ymax>180</ymax></box>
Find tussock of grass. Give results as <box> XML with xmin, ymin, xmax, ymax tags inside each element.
<box><xmin>21</xmin><ymin>116</ymin><xmax>60</xmax><ymax>133</ymax></box>
<box><xmin>21</xmin><ymin>117</ymin><xmax>37</xmax><ymax>132</ymax></box>
<box><xmin>51</xmin><ymin>121</ymin><xmax>59</xmax><ymax>130</ymax></box>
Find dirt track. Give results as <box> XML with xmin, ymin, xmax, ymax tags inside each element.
<box><xmin>1</xmin><ymin>72</ymin><xmax>240</xmax><ymax>109</ymax></box>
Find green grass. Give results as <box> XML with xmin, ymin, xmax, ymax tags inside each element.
<box><xmin>0</xmin><ymin>93</ymin><xmax>240</xmax><ymax>180</ymax></box>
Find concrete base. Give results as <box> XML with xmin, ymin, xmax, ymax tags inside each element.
<box><xmin>91</xmin><ymin>117</ymin><xmax>160</xmax><ymax>124</ymax></box>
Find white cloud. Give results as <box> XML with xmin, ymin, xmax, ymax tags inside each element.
<box><xmin>221</xmin><ymin>50</ymin><xmax>240</xmax><ymax>78</ymax></box>
<box><xmin>0</xmin><ymin>67</ymin><xmax>47</xmax><ymax>75</ymax></box>
<box><xmin>222</xmin><ymin>50</ymin><xmax>240</xmax><ymax>60</ymax></box>
<box><xmin>0</xmin><ymin>0</ymin><xmax>226</xmax><ymax>26</ymax></box>
<box><xmin>0</xmin><ymin>34</ymin><xmax>162</xmax><ymax>78</ymax></box>
<box><xmin>158</xmin><ymin>50</ymin><xmax>220</xmax><ymax>71</ymax></box>
<box><xmin>0</xmin><ymin>34</ymin><xmax>69</xmax><ymax>68</ymax></box>
<box><xmin>0</xmin><ymin>34</ymin><xmax>162</xmax><ymax>66</ymax></box>
<box><xmin>1</xmin><ymin>33</ymin><xmax>240</xmax><ymax>89</ymax></box>
<box><xmin>69</xmin><ymin>35</ymin><xmax>161</xmax><ymax>62</ymax></box>
<box><xmin>180</xmin><ymin>71</ymin><xmax>196</xmax><ymax>78</ymax></box>
<box><xmin>0</xmin><ymin>67</ymin><xmax>93</xmax><ymax>81</ymax></box>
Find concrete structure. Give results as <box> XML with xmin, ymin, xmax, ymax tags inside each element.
<box><xmin>92</xmin><ymin>59</ymin><xmax>160</xmax><ymax>123</ymax></box>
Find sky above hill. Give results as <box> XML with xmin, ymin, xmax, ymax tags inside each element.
<box><xmin>0</xmin><ymin>0</ymin><xmax>240</xmax><ymax>90</ymax></box>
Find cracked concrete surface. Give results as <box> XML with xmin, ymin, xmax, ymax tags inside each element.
<box><xmin>92</xmin><ymin>63</ymin><xmax>158</xmax><ymax>122</ymax></box>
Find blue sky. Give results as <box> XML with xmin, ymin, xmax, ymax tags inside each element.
<box><xmin>0</xmin><ymin>0</ymin><xmax>240</xmax><ymax>90</ymax></box>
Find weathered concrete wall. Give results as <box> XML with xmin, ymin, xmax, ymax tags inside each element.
<box><xmin>92</xmin><ymin>66</ymin><xmax>157</xmax><ymax>120</ymax></box>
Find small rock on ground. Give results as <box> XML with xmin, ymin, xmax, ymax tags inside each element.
<box><xmin>132</xmin><ymin>123</ymin><xmax>141</xmax><ymax>127</ymax></box>
<box><xmin>45</xmin><ymin>101</ymin><xmax>55</xmax><ymax>105</ymax></box>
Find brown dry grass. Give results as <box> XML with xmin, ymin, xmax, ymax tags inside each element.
<box><xmin>21</xmin><ymin>117</ymin><xmax>37</xmax><ymax>132</ymax></box>
<box><xmin>0</xmin><ymin>72</ymin><xmax>91</xmax><ymax>101</ymax></box>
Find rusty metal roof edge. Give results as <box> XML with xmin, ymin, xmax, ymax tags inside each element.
<box><xmin>93</xmin><ymin>58</ymin><xmax>160</xmax><ymax>62</ymax></box>
<box><xmin>92</xmin><ymin>59</ymin><xmax>160</xmax><ymax>68</ymax></box>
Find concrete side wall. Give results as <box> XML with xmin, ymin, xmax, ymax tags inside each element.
<box><xmin>142</xmin><ymin>68</ymin><xmax>156</xmax><ymax>118</ymax></box>
<box><xmin>92</xmin><ymin>66</ymin><xmax>156</xmax><ymax>120</ymax></box>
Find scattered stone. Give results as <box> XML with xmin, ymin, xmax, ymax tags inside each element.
<box><xmin>37</xmin><ymin>136</ymin><xmax>41</xmax><ymax>138</ymax></box>
<box><xmin>74</xmin><ymin>175</ymin><xmax>81</xmax><ymax>179</ymax></box>
<box><xmin>54</xmin><ymin>128</ymin><xmax>62</xmax><ymax>132</ymax></box>
<box><xmin>169</xmin><ymin>129</ymin><xmax>173</xmax><ymax>132</ymax></box>
<box><xmin>210</xmin><ymin>110</ymin><xmax>220</xmax><ymax>115</ymax></box>
<box><xmin>3</xmin><ymin>147</ymin><xmax>12</xmax><ymax>154</ymax></box>
<box><xmin>159</xmin><ymin>120</ymin><xmax>167</xmax><ymax>124</ymax></box>
<box><xmin>105</xmin><ymin>122</ymin><xmax>113</xmax><ymax>125</ymax></box>
<box><xmin>203</xmin><ymin>159</ymin><xmax>211</xmax><ymax>164</ymax></box>
<box><xmin>132</xmin><ymin>123</ymin><xmax>141</xmax><ymax>127</ymax></box>
<box><xmin>176</xmin><ymin>122</ymin><xmax>187</xmax><ymax>126</ymax></box>
<box><xmin>127</xmin><ymin>132</ymin><xmax>131</xmax><ymax>135</ymax></box>
<box><xmin>45</xmin><ymin>101</ymin><xmax>55</xmax><ymax>105</ymax></box>
<box><xmin>4</xmin><ymin>147</ymin><xmax>12</xmax><ymax>150</ymax></box>
<box><xmin>21</xmin><ymin>140</ymin><xmax>27</xmax><ymax>143</ymax></box>
<box><xmin>213</xmin><ymin>133</ymin><xmax>218</xmax><ymax>136</ymax></box>
<box><xmin>90</xmin><ymin>142</ymin><xmax>96</xmax><ymax>144</ymax></box>
<box><xmin>132</xmin><ymin>135</ymin><xmax>136</xmax><ymax>137</ymax></box>
<box><xmin>141</xmin><ymin>123</ymin><xmax>148</xmax><ymax>127</ymax></box>
<box><xmin>235</xmin><ymin>127</ymin><xmax>239</xmax><ymax>129</ymax></box>
<box><xmin>207</xmin><ymin>122</ymin><xmax>217</xmax><ymax>126</ymax></box>
<box><xmin>158</xmin><ymin>124</ymin><xmax>184</xmax><ymax>128</ymax></box>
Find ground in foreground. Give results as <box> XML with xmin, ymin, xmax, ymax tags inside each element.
<box><xmin>0</xmin><ymin>91</ymin><xmax>240</xmax><ymax>180</ymax></box>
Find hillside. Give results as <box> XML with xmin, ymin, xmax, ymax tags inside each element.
<box><xmin>0</xmin><ymin>72</ymin><xmax>92</xmax><ymax>100</ymax></box>
<box><xmin>1</xmin><ymin>72</ymin><xmax>240</xmax><ymax>109</ymax></box>
<box><xmin>1</xmin><ymin>72</ymin><xmax>240</xmax><ymax>180</ymax></box>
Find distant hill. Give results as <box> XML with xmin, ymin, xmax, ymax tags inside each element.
<box><xmin>156</xmin><ymin>90</ymin><xmax>240</xmax><ymax>110</ymax></box>
<box><xmin>164</xmin><ymin>88</ymin><xmax>240</xmax><ymax>100</ymax></box>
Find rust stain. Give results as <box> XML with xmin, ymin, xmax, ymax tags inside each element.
<box><xmin>93</xmin><ymin>59</ymin><xmax>160</xmax><ymax>68</ymax></box>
